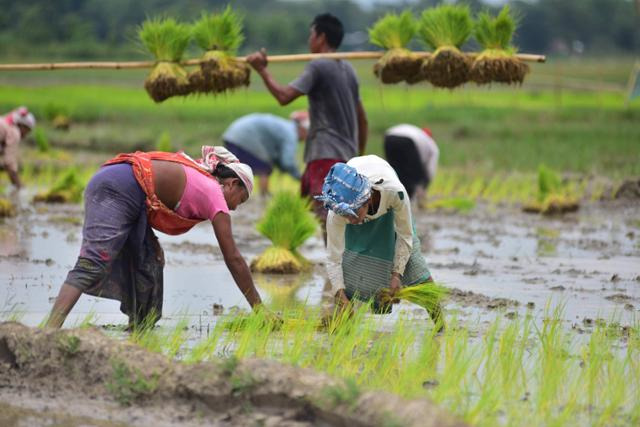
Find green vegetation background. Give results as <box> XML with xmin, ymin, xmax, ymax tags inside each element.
<box><xmin>0</xmin><ymin>0</ymin><xmax>638</xmax><ymax>60</ymax></box>
<box><xmin>1</xmin><ymin>58</ymin><xmax>638</xmax><ymax>178</ymax></box>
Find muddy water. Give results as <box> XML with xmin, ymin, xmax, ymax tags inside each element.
<box><xmin>1</xmin><ymin>190</ymin><xmax>638</xmax><ymax>332</ymax></box>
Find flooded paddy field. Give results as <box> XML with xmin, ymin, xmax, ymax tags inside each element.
<box><xmin>2</xmin><ymin>190</ymin><xmax>638</xmax><ymax>330</ymax></box>
<box><xmin>1</xmin><ymin>187</ymin><xmax>639</xmax><ymax>427</ymax></box>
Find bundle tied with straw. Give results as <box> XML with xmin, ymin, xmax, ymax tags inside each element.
<box><xmin>417</xmin><ymin>4</ymin><xmax>473</xmax><ymax>88</ymax></box>
<box><xmin>139</xmin><ymin>17</ymin><xmax>192</xmax><ymax>102</ymax></box>
<box><xmin>250</xmin><ymin>191</ymin><xmax>318</xmax><ymax>274</ymax></box>
<box><xmin>369</xmin><ymin>11</ymin><xmax>422</xmax><ymax>84</ymax></box>
<box><xmin>189</xmin><ymin>6</ymin><xmax>250</xmax><ymax>94</ymax></box>
<box><xmin>470</xmin><ymin>5</ymin><xmax>530</xmax><ymax>85</ymax></box>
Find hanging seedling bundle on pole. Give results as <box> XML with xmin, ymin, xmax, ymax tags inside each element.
<box><xmin>417</xmin><ymin>4</ymin><xmax>474</xmax><ymax>89</ymax></box>
<box><xmin>369</xmin><ymin>11</ymin><xmax>422</xmax><ymax>84</ymax></box>
<box><xmin>251</xmin><ymin>192</ymin><xmax>317</xmax><ymax>274</ymax></box>
<box><xmin>470</xmin><ymin>5</ymin><xmax>529</xmax><ymax>85</ymax></box>
<box><xmin>189</xmin><ymin>6</ymin><xmax>250</xmax><ymax>95</ymax></box>
<box><xmin>138</xmin><ymin>17</ymin><xmax>192</xmax><ymax>102</ymax></box>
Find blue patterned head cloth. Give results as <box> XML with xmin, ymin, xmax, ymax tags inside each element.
<box><xmin>315</xmin><ymin>163</ymin><xmax>372</xmax><ymax>217</ymax></box>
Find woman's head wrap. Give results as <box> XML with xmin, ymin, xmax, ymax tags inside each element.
<box><xmin>6</xmin><ymin>106</ymin><xmax>36</xmax><ymax>130</ymax></box>
<box><xmin>315</xmin><ymin>163</ymin><xmax>371</xmax><ymax>217</ymax></box>
<box><xmin>197</xmin><ymin>146</ymin><xmax>254</xmax><ymax>195</ymax></box>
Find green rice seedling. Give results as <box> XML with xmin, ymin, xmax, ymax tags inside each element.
<box><xmin>34</xmin><ymin>127</ymin><xmax>50</xmax><ymax>153</ymax></box>
<box><xmin>428</xmin><ymin>196</ymin><xmax>475</xmax><ymax>213</ymax></box>
<box><xmin>417</xmin><ymin>4</ymin><xmax>473</xmax><ymax>88</ymax></box>
<box><xmin>155</xmin><ymin>131</ymin><xmax>172</xmax><ymax>152</ymax></box>
<box><xmin>0</xmin><ymin>197</ymin><xmax>16</xmax><ymax>217</ymax></box>
<box><xmin>523</xmin><ymin>165</ymin><xmax>579</xmax><ymax>215</ymax></box>
<box><xmin>77</xmin><ymin>310</ymin><xmax>98</xmax><ymax>329</ymax></box>
<box><xmin>470</xmin><ymin>5</ymin><xmax>530</xmax><ymax>85</ymax></box>
<box><xmin>251</xmin><ymin>191</ymin><xmax>317</xmax><ymax>274</ymax></box>
<box><xmin>33</xmin><ymin>167</ymin><xmax>85</xmax><ymax>203</ymax></box>
<box><xmin>139</xmin><ymin>17</ymin><xmax>192</xmax><ymax>102</ymax></box>
<box><xmin>162</xmin><ymin>316</ymin><xmax>189</xmax><ymax>359</ymax></box>
<box><xmin>189</xmin><ymin>6</ymin><xmax>250</xmax><ymax>95</ymax></box>
<box><xmin>368</xmin><ymin>11</ymin><xmax>423</xmax><ymax>84</ymax></box>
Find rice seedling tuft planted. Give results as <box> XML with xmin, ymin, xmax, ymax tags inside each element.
<box><xmin>189</xmin><ymin>6</ymin><xmax>250</xmax><ymax>95</ymax></box>
<box><xmin>251</xmin><ymin>191</ymin><xmax>317</xmax><ymax>274</ymax></box>
<box><xmin>155</xmin><ymin>131</ymin><xmax>172</xmax><ymax>152</ymax></box>
<box><xmin>522</xmin><ymin>164</ymin><xmax>579</xmax><ymax>215</ymax></box>
<box><xmin>368</xmin><ymin>11</ymin><xmax>423</xmax><ymax>84</ymax></box>
<box><xmin>33</xmin><ymin>167</ymin><xmax>85</xmax><ymax>203</ymax></box>
<box><xmin>139</xmin><ymin>17</ymin><xmax>192</xmax><ymax>103</ymax></box>
<box><xmin>417</xmin><ymin>4</ymin><xmax>473</xmax><ymax>88</ymax></box>
<box><xmin>0</xmin><ymin>197</ymin><xmax>16</xmax><ymax>217</ymax></box>
<box><xmin>470</xmin><ymin>6</ymin><xmax>530</xmax><ymax>85</ymax></box>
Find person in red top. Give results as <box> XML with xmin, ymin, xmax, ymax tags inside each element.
<box><xmin>46</xmin><ymin>146</ymin><xmax>264</xmax><ymax>328</ymax></box>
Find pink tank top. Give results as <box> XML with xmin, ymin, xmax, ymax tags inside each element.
<box><xmin>175</xmin><ymin>165</ymin><xmax>229</xmax><ymax>221</ymax></box>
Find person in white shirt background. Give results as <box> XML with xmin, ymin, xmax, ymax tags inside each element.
<box><xmin>383</xmin><ymin>124</ymin><xmax>439</xmax><ymax>208</ymax></box>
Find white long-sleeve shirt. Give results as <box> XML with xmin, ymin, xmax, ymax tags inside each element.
<box><xmin>385</xmin><ymin>124</ymin><xmax>439</xmax><ymax>181</ymax></box>
<box><xmin>326</xmin><ymin>155</ymin><xmax>413</xmax><ymax>295</ymax></box>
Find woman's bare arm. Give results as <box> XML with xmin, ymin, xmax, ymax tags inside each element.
<box><xmin>212</xmin><ymin>213</ymin><xmax>262</xmax><ymax>308</ymax></box>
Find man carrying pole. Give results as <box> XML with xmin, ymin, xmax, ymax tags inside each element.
<box><xmin>246</xmin><ymin>13</ymin><xmax>368</xmax><ymax>242</ymax></box>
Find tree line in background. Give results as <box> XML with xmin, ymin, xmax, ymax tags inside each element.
<box><xmin>1</xmin><ymin>0</ymin><xmax>638</xmax><ymax>61</ymax></box>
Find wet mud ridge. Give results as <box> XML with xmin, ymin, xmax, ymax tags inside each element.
<box><xmin>0</xmin><ymin>322</ymin><xmax>467</xmax><ymax>427</ymax></box>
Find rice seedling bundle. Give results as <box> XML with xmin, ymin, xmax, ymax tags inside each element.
<box><xmin>417</xmin><ymin>4</ymin><xmax>473</xmax><ymax>88</ymax></box>
<box><xmin>368</xmin><ymin>11</ymin><xmax>423</xmax><ymax>84</ymax></box>
<box><xmin>378</xmin><ymin>282</ymin><xmax>447</xmax><ymax>327</ymax></box>
<box><xmin>522</xmin><ymin>164</ymin><xmax>579</xmax><ymax>214</ymax></box>
<box><xmin>470</xmin><ymin>6</ymin><xmax>530</xmax><ymax>85</ymax></box>
<box><xmin>0</xmin><ymin>197</ymin><xmax>16</xmax><ymax>217</ymax></box>
<box><xmin>139</xmin><ymin>17</ymin><xmax>192</xmax><ymax>102</ymax></box>
<box><xmin>189</xmin><ymin>6</ymin><xmax>250</xmax><ymax>95</ymax></box>
<box><xmin>33</xmin><ymin>168</ymin><xmax>85</xmax><ymax>203</ymax></box>
<box><xmin>250</xmin><ymin>191</ymin><xmax>317</xmax><ymax>274</ymax></box>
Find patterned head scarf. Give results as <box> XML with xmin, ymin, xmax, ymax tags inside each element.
<box><xmin>315</xmin><ymin>163</ymin><xmax>371</xmax><ymax>217</ymax></box>
<box><xmin>196</xmin><ymin>146</ymin><xmax>254</xmax><ymax>195</ymax></box>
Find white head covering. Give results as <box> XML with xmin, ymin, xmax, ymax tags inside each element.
<box><xmin>196</xmin><ymin>146</ymin><xmax>254</xmax><ymax>196</ymax></box>
<box><xmin>9</xmin><ymin>106</ymin><xmax>36</xmax><ymax>129</ymax></box>
<box><xmin>227</xmin><ymin>162</ymin><xmax>254</xmax><ymax>195</ymax></box>
<box><xmin>289</xmin><ymin>110</ymin><xmax>310</xmax><ymax>131</ymax></box>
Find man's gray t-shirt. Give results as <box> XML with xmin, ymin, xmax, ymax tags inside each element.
<box><xmin>289</xmin><ymin>59</ymin><xmax>360</xmax><ymax>163</ymax></box>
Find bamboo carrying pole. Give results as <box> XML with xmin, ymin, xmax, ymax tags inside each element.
<box><xmin>0</xmin><ymin>51</ymin><xmax>546</xmax><ymax>71</ymax></box>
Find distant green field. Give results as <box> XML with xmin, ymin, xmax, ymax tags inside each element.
<box><xmin>0</xmin><ymin>58</ymin><xmax>638</xmax><ymax>178</ymax></box>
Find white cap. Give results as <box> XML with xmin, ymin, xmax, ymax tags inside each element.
<box><xmin>11</xmin><ymin>106</ymin><xmax>36</xmax><ymax>129</ymax></box>
<box><xmin>289</xmin><ymin>110</ymin><xmax>310</xmax><ymax>131</ymax></box>
<box><xmin>227</xmin><ymin>162</ymin><xmax>254</xmax><ymax>196</ymax></box>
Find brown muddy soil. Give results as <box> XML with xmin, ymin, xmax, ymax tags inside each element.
<box><xmin>0</xmin><ymin>322</ymin><xmax>466</xmax><ymax>427</ymax></box>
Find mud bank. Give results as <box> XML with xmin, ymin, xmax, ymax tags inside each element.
<box><xmin>0</xmin><ymin>322</ymin><xmax>466</xmax><ymax>427</ymax></box>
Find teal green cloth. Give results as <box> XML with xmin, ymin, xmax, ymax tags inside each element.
<box><xmin>342</xmin><ymin>209</ymin><xmax>431</xmax><ymax>301</ymax></box>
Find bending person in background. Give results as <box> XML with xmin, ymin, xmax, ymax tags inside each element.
<box><xmin>246</xmin><ymin>13</ymin><xmax>368</xmax><ymax>241</ymax></box>
<box><xmin>384</xmin><ymin>124</ymin><xmax>439</xmax><ymax>207</ymax></box>
<box><xmin>0</xmin><ymin>106</ymin><xmax>36</xmax><ymax>189</ymax></box>
<box><xmin>46</xmin><ymin>146</ymin><xmax>264</xmax><ymax>328</ymax></box>
<box><xmin>317</xmin><ymin>156</ymin><xmax>443</xmax><ymax>329</ymax></box>
<box><xmin>223</xmin><ymin>111</ymin><xmax>309</xmax><ymax>197</ymax></box>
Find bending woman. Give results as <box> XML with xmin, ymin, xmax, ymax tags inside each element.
<box><xmin>47</xmin><ymin>147</ymin><xmax>263</xmax><ymax>328</ymax></box>
<box><xmin>317</xmin><ymin>155</ymin><xmax>442</xmax><ymax>327</ymax></box>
